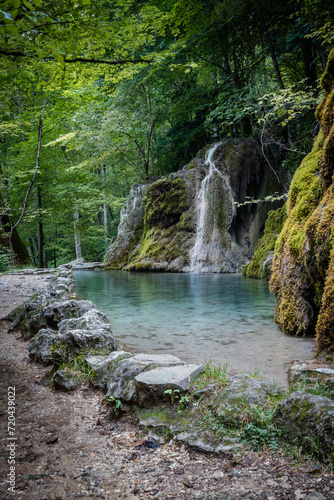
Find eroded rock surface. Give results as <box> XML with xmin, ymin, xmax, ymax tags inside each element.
<box><xmin>274</xmin><ymin>391</ymin><xmax>334</xmax><ymax>463</ymax></box>
<box><xmin>105</xmin><ymin>139</ymin><xmax>286</xmax><ymax>273</ymax></box>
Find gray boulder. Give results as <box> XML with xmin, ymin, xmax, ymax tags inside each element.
<box><xmin>6</xmin><ymin>286</ymin><xmax>69</xmax><ymax>332</ymax></box>
<box><xmin>21</xmin><ymin>299</ymin><xmax>96</xmax><ymax>337</ymax></box>
<box><xmin>106</xmin><ymin>353</ymin><xmax>186</xmax><ymax>403</ymax></box>
<box><xmin>135</xmin><ymin>364</ymin><xmax>204</xmax><ymax>404</ymax></box>
<box><xmin>28</xmin><ymin>327</ymin><xmax>117</xmax><ymax>365</ymax></box>
<box><xmin>274</xmin><ymin>391</ymin><xmax>334</xmax><ymax>462</ymax></box>
<box><xmin>58</xmin><ymin>309</ymin><xmax>111</xmax><ymax>334</ymax></box>
<box><xmin>86</xmin><ymin>351</ymin><xmax>132</xmax><ymax>388</ymax></box>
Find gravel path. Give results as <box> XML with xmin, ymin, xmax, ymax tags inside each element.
<box><xmin>0</xmin><ymin>272</ymin><xmax>333</xmax><ymax>499</ymax></box>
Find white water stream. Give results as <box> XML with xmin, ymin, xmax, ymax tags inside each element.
<box><xmin>190</xmin><ymin>144</ymin><xmax>236</xmax><ymax>272</ymax></box>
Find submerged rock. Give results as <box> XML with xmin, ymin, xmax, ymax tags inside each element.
<box><xmin>274</xmin><ymin>391</ymin><xmax>334</xmax><ymax>462</ymax></box>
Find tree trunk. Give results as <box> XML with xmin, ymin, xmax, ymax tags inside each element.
<box><xmin>37</xmin><ymin>186</ymin><xmax>44</xmax><ymax>268</ymax></box>
<box><xmin>74</xmin><ymin>210</ymin><xmax>82</xmax><ymax>259</ymax></box>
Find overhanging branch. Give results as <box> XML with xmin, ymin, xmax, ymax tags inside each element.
<box><xmin>0</xmin><ymin>49</ymin><xmax>153</xmax><ymax>65</ymax></box>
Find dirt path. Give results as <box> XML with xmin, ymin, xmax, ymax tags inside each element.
<box><xmin>0</xmin><ymin>273</ymin><xmax>333</xmax><ymax>499</ymax></box>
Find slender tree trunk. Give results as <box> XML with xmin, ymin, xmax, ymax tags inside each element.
<box><xmin>37</xmin><ymin>185</ymin><xmax>44</xmax><ymax>268</ymax></box>
<box><xmin>53</xmin><ymin>226</ymin><xmax>57</xmax><ymax>268</ymax></box>
<box><xmin>74</xmin><ymin>210</ymin><xmax>82</xmax><ymax>259</ymax></box>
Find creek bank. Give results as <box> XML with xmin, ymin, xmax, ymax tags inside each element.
<box><xmin>4</xmin><ymin>263</ymin><xmax>334</xmax><ymax>464</ymax></box>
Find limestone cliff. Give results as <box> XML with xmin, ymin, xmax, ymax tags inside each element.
<box><xmin>104</xmin><ymin>139</ymin><xmax>285</xmax><ymax>273</ymax></box>
<box><xmin>270</xmin><ymin>48</ymin><xmax>334</xmax><ymax>353</ymax></box>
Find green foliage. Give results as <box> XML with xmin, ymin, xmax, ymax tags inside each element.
<box><xmin>164</xmin><ymin>388</ymin><xmax>180</xmax><ymax>403</ymax></box>
<box><xmin>106</xmin><ymin>396</ymin><xmax>123</xmax><ymax>413</ymax></box>
<box><xmin>0</xmin><ymin>245</ymin><xmax>11</xmax><ymax>271</ymax></box>
<box><xmin>202</xmin><ymin>361</ymin><xmax>229</xmax><ymax>388</ymax></box>
<box><xmin>1</xmin><ymin>0</ymin><xmax>333</xmax><ymax>263</ymax></box>
<box><xmin>54</xmin><ymin>353</ymin><xmax>96</xmax><ymax>383</ymax></box>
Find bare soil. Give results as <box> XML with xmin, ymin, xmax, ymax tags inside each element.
<box><xmin>0</xmin><ymin>273</ymin><xmax>333</xmax><ymax>500</ymax></box>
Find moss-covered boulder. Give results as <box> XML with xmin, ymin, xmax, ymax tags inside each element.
<box><xmin>270</xmin><ymin>49</ymin><xmax>334</xmax><ymax>352</ymax></box>
<box><xmin>274</xmin><ymin>391</ymin><xmax>334</xmax><ymax>463</ymax></box>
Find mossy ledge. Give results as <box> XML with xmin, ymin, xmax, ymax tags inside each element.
<box><xmin>270</xmin><ymin>48</ymin><xmax>334</xmax><ymax>353</ymax></box>
<box><xmin>242</xmin><ymin>206</ymin><xmax>287</xmax><ymax>280</ymax></box>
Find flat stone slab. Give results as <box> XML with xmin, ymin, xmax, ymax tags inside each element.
<box><xmin>135</xmin><ymin>364</ymin><xmax>203</xmax><ymax>401</ymax></box>
<box><xmin>132</xmin><ymin>353</ymin><xmax>185</xmax><ymax>366</ymax></box>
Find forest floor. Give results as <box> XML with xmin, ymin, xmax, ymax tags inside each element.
<box><xmin>0</xmin><ymin>273</ymin><xmax>334</xmax><ymax>500</ymax></box>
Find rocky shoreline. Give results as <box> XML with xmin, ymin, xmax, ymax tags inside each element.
<box><xmin>1</xmin><ymin>265</ymin><xmax>334</xmax><ymax>498</ymax></box>
<box><xmin>1</xmin><ymin>263</ymin><xmax>334</xmax><ymax>467</ymax></box>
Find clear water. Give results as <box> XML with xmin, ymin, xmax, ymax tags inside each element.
<box><xmin>73</xmin><ymin>270</ymin><xmax>315</xmax><ymax>387</ymax></box>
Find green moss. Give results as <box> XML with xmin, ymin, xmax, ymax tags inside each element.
<box><xmin>187</xmin><ymin>160</ymin><xmax>198</xmax><ymax>170</ymax></box>
<box><xmin>270</xmin><ymin>50</ymin><xmax>334</xmax><ymax>348</ymax></box>
<box><xmin>243</xmin><ymin>206</ymin><xmax>287</xmax><ymax>280</ymax></box>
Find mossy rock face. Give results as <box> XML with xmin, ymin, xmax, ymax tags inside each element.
<box><xmin>144</xmin><ymin>178</ymin><xmax>189</xmax><ymax>230</ymax></box>
<box><xmin>270</xmin><ymin>48</ymin><xmax>334</xmax><ymax>351</ymax></box>
<box><xmin>242</xmin><ymin>206</ymin><xmax>287</xmax><ymax>280</ymax></box>
<box><xmin>274</xmin><ymin>391</ymin><xmax>334</xmax><ymax>463</ymax></box>
<box><xmin>104</xmin><ymin>139</ymin><xmax>287</xmax><ymax>273</ymax></box>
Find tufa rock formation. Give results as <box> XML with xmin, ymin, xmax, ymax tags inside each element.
<box><xmin>270</xmin><ymin>48</ymin><xmax>334</xmax><ymax>353</ymax></box>
<box><xmin>104</xmin><ymin>139</ymin><xmax>285</xmax><ymax>273</ymax></box>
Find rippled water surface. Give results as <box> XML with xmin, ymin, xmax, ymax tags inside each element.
<box><xmin>73</xmin><ymin>270</ymin><xmax>315</xmax><ymax>387</ymax></box>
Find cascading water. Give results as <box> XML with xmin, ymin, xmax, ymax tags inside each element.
<box><xmin>190</xmin><ymin>143</ymin><xmax>239</xmax><ymax>273</ymax></box>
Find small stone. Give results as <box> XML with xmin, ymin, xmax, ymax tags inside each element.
<box><xmin>212</xmin><ymin>471</ymin><xmax>224</xmax><ymax>479</ymax></box>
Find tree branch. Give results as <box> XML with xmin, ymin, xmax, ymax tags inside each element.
<box><xmin>0</xmin><ymin>50</ymin><xmax>153</xmax><ymax>66</ymax></box>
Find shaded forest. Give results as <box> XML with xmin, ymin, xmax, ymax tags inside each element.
<box><xmin>0</xmin><ymin>0</ymin><xmax>333</xmax><ymax>267</ymax></box>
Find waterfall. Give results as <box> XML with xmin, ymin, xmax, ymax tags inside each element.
<box><xmin>190</xmin><ymin>144</ymin><xmax>236</xmax><ymax>273</ymax></box>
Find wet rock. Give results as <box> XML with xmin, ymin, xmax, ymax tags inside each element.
<box><xmin>135</xmin><ymin>364</ymin><xmax>203</xmax><ymax>403</ymax></box>
<box><xmin>104</xmin><ymin>181</ymin><xmax>152</xmax><ymax>267</ymax></box>
<box><xmin>86</xmin><ymin>351</ymin><xmax>132</xmax><ymax>389</ymax></box>
<box><xmin>53</xmin><ymin>369</ymin><xmax>79</xmax><ymax>391</ymax></box>
<box><xmin>106</xmin><ymin>354</ymin><xmax>187</xmax><ymax>403</ymax></box>
<box><xmin>28</xmin><ymin>328</ymin><xmax>117</xmax><ymax>365</ymax></box>
<box><xmin>274</xmin><ymin>391</ymin><xmax>334</xmax><ymax>462</ymax></box>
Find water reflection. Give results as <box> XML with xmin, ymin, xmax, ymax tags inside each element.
<box><xmin>73</xmin><ymin>270</ymin><xmax>314</xmax><ymax>387</ymax></box>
